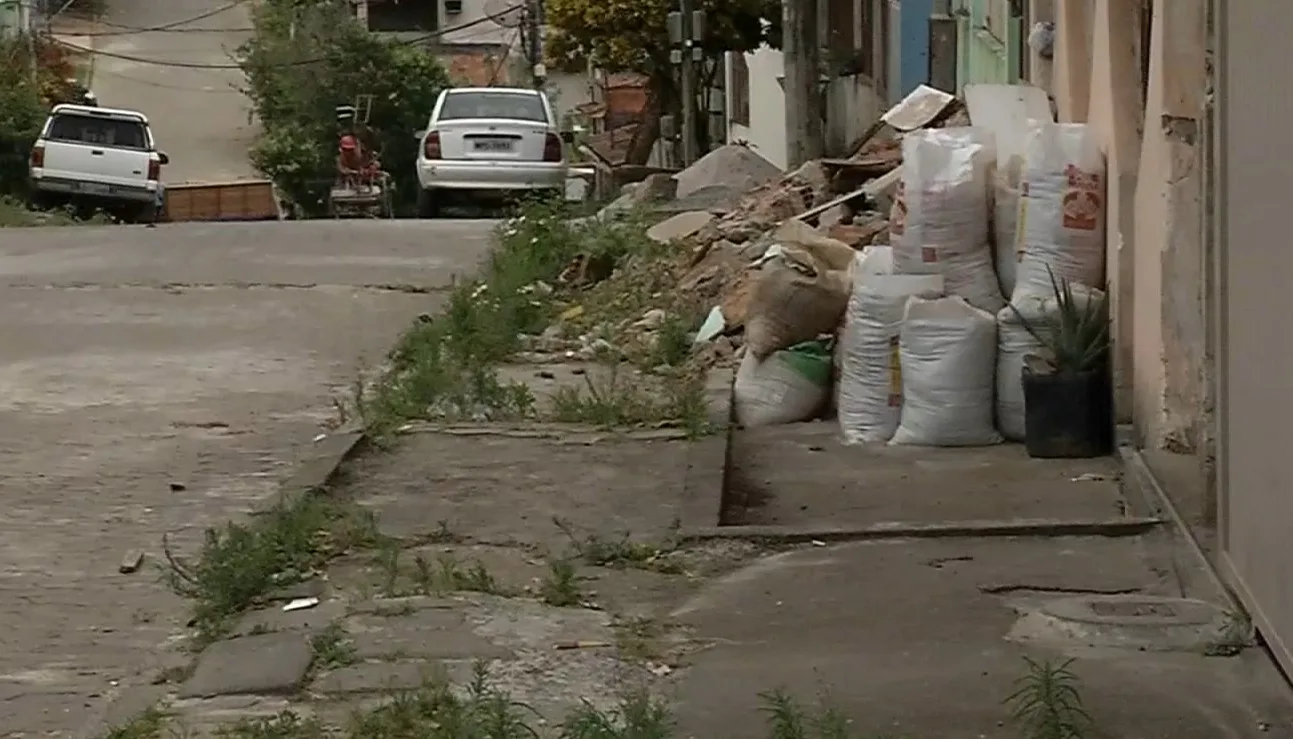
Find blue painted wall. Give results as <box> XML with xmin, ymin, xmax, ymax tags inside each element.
<box><xmin>888</xmin><ymin>0</ymin><xmax>934</xmax><ymax>104</ymax></box>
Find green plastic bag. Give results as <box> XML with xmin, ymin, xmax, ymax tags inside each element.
<box><xmin>775</xmin><ymin>339</ymin><xmax>834</xmax><ymax>388</ymax></box>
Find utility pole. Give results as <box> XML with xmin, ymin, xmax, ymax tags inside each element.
<box><xmin>668</xmin><ymin>2</ymin><xmax>702</xmax><ymax>166</ymax></box>
<box><xmin>526</xmin><ymin>0</ymin><xmax>545</xmax><ymax>88</ymax></box>
<box><xmin>782</xmin><ymin>0</ymin><xmax>822</xmax><ymax>168</ymax></box>
<box><xmin>22</xmin><ymin>0</ymin><xmax>36</xmax><ymax>85</ymax></box>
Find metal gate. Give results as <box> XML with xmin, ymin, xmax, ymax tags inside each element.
<box><xmin>1216</xmin><ymin>0</ymin><xmax>1293</xmax><ymax>677</ymax></box>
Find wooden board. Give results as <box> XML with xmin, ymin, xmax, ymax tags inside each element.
<box><xmin>164</xmin><ymin>180</ymin><xmax>279</xmax><ymax>222</ymax></box>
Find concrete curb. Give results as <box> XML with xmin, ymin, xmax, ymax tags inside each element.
<box><xmin>680</xmin><ymin>516</ymin><xmax>1164</xmax><ymax>545</ymax></box>
<box><xmin>680</xmin><ymin>368</ymin><xmax>735</xmax><ymax>529</ymax></box>
<box><xmin>1117</xmin><ymin>443</ymin><xmax>1242</xmax><ymax>612</ymax></box>
<box><xmin>76</xmin><ymin>428</ymin><xmax>369</xmax><ymax>738</ymax></box>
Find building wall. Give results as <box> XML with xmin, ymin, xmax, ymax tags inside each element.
<box><xmin>1047</xmin><ymin>0</ymin><xmax>1206</xmax><ymax>450</ymax></box>
<box><xmin>437</xmin><ymin>0</ymin><xmax>514</xmax><ymax>45</ymax></box>
<box><xmin>726</xmin><ymin>46</ymin><xmax>788</xmax><ymax>170</ymax></box>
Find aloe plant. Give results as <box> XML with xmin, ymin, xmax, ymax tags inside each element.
<box><xmin>1012</xmin><ymin>266</ymin><xmax>1110</xmax><ymax>374</ymax></box>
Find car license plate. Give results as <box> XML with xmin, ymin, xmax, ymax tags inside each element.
<box><xmin>79</xmin><ymin>182</ymin><xmax>110</xmax><ymax>195</ymax></box>
<box><xmin>473</xmin><ymin>139</ymin><xmax>513</xmax><ymax>152</ymax></box>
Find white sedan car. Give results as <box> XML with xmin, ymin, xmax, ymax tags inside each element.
<box><xmin>414</xmin><ymin>87</ymin><xmax>568</xmax><ymax>217</ymax></box>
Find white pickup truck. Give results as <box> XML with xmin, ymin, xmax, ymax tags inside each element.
<box><xmin>29</xmin><ymin>104</ymin><xmax>169</xmax><ymax>222</ymax></box>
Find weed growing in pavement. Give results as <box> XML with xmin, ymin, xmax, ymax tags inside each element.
<box><xmin>1004</xmin><ymin>656</ymin><xmax>1093</xmax><ymax>739</ymax></box>
<box><xmin>650</xmin><ymin>312</ymin><xmax>699</xmax><ymax>368</ymax></box>
<box><xmin>760</xmin><ymin>689</ymin><xmax>856</xmax><ymax>739</ymax></box>
<box><xmin>310</xmin><ymin>621</ymin><xmax>358</xmax><ymax>671</ymax></box>
<box><xmin>97</xmin><ymin>705</ymin><xmax>170</xmax><ymax>739</ymax></box>
<box><xmin>211</xmin><ymin>710</ymin><xmax>328</xmax><ymax>738</ymax></box>
<box><xmin>540</xmin><ymin>558</ymin><xmax>584</xmax><ymax>607</ymax></box>
<box><xmin>613</xmin><ymin>616</ymin><xmax>667</xmax><ymax>663</ymax></box>
<box><xmin>436</xmin><ymin>554</ymin><xmax>510</xmax><ymax>595</ymax></box>
<box><xmin>165</xmin><ymin>493</ymin><xmax>382</xmax><ymax>645</ymax></box>
<box><xmin>553</xmin><ymin>518</ymin><xmax>686</xmax><ymax>574</ymax></box>
<box><xmin>549</xmin><ymin>361</ymin><xmax>711</xmax><ymax>437</ymax></box>
<box><xmin>1204</xmin><ymin>606</ymin><xmax>1255</xmax><ymax>657</ymax></box>
<box><xmin>348</xmin><ymin>662</ymin><xmax>542</xmax><ymax>739</ymax></box>
<box><xmin>357</xmin><ymin>198</ymin><xmax>660</xmax><ymax>439</ymax></box>
<box><xmin>562</xmin><ymin>690</ymin><xmax>676</xmax><ymax>739</ymax></box>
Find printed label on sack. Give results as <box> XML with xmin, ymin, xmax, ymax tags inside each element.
<box><xmin>887</xmin><ymin>336</ymin><xmax>902</xmax><ymax>407</ymax></box>
<box><xmin>921</xmin><ymin>246</ymin><xmax>938</xmax><ymax>263</ymax></box>
<box><xmin>890</xmin><ymin>182</ymin><xmax>907</xmax><ymax>236</ymax></box>
<box><xmin>1062</xmin><ymin>165</ymin><xmax>1103</xmax><ymax>231</ymax></box>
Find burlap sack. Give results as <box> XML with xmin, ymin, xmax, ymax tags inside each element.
<box><xmin>744</xmin><ymin>247</ymin><xmax>851</xmax><ymax>360</ymax></box>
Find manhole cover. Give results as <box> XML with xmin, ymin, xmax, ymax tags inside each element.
<box><xmin>1089</xmin><ymin>601</ymin><xmax>1178</xmax><ymax>618</ymax></box>
<box><xmin>1014</xmin><ymin>595</ymin><xmax>1231</xmax><ymax>653</ymax></box>
<box><xmin>1040</xmin><ymin>595</ymin><xmax>1223</xmax><ymax>628</ymax></box>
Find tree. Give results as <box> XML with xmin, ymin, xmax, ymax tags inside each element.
<box><xmin>0</xmin><ymin>38</ymin><xmax>89</xmax><ymax>199</ymax></box>
<box><xmin>238</xmin><ymin>0</ymin><xmax>450</xmax><ymax>216</ymax></box>
<box><xmin>545</xmin><ymin>0</ymin><xmax>781</xmax><ymax>163</ymax></box>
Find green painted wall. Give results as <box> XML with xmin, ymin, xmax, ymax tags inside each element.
<box><xmin>952</xmin><ymin>0</ymin><xmax>1023</xmax><ymax>88</ymax></box>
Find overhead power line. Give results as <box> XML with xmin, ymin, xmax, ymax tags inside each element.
<box><xmin>81</xmin><ymin>0</ymin><xmax>254</xmax><ymax>34</ymax></box>
<box><xmin>52</xmin><ymin>6</ymin><xmax>522</xmax><ymax>69</ymax></box>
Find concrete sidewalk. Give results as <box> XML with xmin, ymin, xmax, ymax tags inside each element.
<box><xmin>134</xmin><ymin>419</ymin><xmax>1293</xmax><ymax>738</ymax></box>
<box><xmin>668</xmin><ymin>535</ymin><xmax>1293</xmax><ymax>738</ymax></box>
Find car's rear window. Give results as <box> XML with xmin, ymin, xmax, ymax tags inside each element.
<box><xmin>437</xmin><ymin>92</ymin><xmax>547</xmax><ymax>123</ymax></box>
<box><xmin>47</xmin><ymin>114</ymin><xmax>148</xmax><ymax>150</ymax></box>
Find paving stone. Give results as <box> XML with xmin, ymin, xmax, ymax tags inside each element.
<box><xmin>346</xmin><ymin>609</ymin><xmax>513</xmax><ymax>661</ymax></box>
<box><xmin>312</xmin><ymin>660</ymin><xmax>477</xmax><ymax>694</ymax></box>
<box><xmin>179</xmin><ymin>632</ymin><xmax>314</xmax><ymax>698</ymax></box>
<box><xmin>232</xmin><ymin>598</ymin><xmax>348</xmax><ymax>637</ymax></box>
<box><xmin>346</xmin><ymin>595</ymin><xmax>460</xmax><ymax>615</ymax></box>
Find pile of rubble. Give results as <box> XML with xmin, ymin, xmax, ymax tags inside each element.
<box><xmin>579</xmin><ymin>87</ymin><xmax>971</xmax><ymax>369</ymax></box>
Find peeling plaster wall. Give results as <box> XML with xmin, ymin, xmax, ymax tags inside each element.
<box><xmin>1154</xmin><ymin>0</ymin><xmax>1207</xmax><ymax>451</ymax></box>
<box><xmin>1046</xmin><ymin>0</ymin><xmax>1207</xmax><ymax>449</ymax></box>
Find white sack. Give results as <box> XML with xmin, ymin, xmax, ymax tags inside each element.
<box><xmin>891</xmin><ymin>127</ymin><xmax>1005</xmax><ymax>313</ymax></box>
<box><xmin>993</xmin><ymin>155</ymin><xmax>1024</xmax><ymax>299</ymax></box>
<box><xmin>1015</xmin><ymin>123</ymin><xmax>1107</xmax><ymax>298</ymax></box>
<box><xmin>995</xmin><ymin>296</ymin><xmax>1047</xmax><ymax>441</ymax></box>
<box><xmin>891</xmin><ymin>295</ymin><xmax>1002</xmax><ymax>446</ymax></box>
<box><xmin>734</xmin><ymin>350</ymin><xmax>829</xmax><ymax>427</ymax></box>
<box><xmin>837</xmin><ymin>258</ymin><xmax>945</xmax><ymax>443</ymax></box>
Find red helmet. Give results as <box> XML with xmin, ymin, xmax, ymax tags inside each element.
<box><xmin>339</xmin><ymin>135</ymin><xmax>358</xmax><ymax>151</ymax></box>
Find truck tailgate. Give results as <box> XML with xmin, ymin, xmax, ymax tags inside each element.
<box><xmin>42</xmin><ymin>140</ymin><xmax>151</xmax><ymax>189</ymax></box>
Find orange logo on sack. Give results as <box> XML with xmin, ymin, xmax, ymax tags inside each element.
<box><xmin>1062</xmin><ymin>165</ymin><xmax>1103</xmax><ymax>231</ymax></box>
<box><xmin>890</xmin><ymin>182</ymin><xmax>907</xmax><ymax>235</ymax></box>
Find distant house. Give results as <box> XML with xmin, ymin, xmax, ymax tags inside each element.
<box><xmin>723</xmin><ymin>0</ymin><xmax>891</xmax><ymax>167</ymax></box>
<box><xmin>357</xmin><ymin>0</ymin><xmax>593</xmax><ymax>124</ymax></box>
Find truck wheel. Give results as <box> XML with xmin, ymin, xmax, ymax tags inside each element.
<box><xmin>416</xmin><ymin>188</ymin><xmax>439</xmax><ymax>219</ymax></box>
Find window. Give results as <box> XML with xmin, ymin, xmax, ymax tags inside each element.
<box><xmin>438</xmin><ymin>91</ymin><xmax>548</xmax><ymax>122</ymax></box>
<box><xmin>729</xmin><ymin>53</ymin><xmax>750</xmax><ymax>126</ymax></box>
<box><xmin>47</xmin><ymin>114</ymin><xmax>148</xmax><ymax>150</ymax></box>
<box><xmin>367</xmin><ymin>0</ymin><xmax>438</xmax><ymax>31</ymax></box>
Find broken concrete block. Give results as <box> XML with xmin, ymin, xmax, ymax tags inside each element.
<box><xmin>646</xmin><ymin>210</ymin><xmax>716</xmax><ymax>244</ymax></box>
<box><xmin>179</xmin><ymin>632</ymin><xmax>313</xmax><ymax>698</ymax></box>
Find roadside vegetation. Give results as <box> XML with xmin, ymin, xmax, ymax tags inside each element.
<box><xmin>0</xmin><ymin>37</ymin><xmax>112</xmax><ymax>227</ymax></box>
<box><xmin>100</xmin><ymin>654</ymin><xmax>1098</xmax><ymax>738</ymax></box>
<box><xmin>354</xmin><ymin>197</ymin><xmax>714</xmax><ymax>440</ymax></box>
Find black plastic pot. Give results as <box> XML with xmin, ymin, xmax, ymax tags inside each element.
<box><xmin>1021</xmin><ymin>366</ymin><xmax>1114</xmax><ymax>459</ymax></box>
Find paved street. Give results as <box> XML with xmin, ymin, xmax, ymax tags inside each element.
<box><xmin>84</xmin><ymin>0</ymin><xmax>257</xmax><ymax>182</ymax></box>
<box><xmin>0</xmin><ymin>220</ymin><xmax>495</xmax><ymax>736</ymax></box>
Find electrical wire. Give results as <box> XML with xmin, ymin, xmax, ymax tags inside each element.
<box><xmin>487</xmin><ymin>29</ymin><xmax>520</xmax><ymax>85</ymax></box>
<box><xmin>51</xmin><ymin>7</ymin><xmax>524</xmax><ymax>69</ymax></box>
<box><xmin>82</xmin><ymin>0</ymin><xmax>253</xmax><ymax>34</ymax></box>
